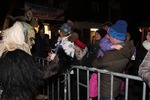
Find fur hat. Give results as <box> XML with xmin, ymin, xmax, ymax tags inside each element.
<box><xmin>60</xmin><ymin>20</ymin><xmax>73</xmax><ymax>35</ymax></box>
<box><xmin>0</xmin><ymin>21</ymin><xmax>31</xmax><ymax>56</ymax></box>
<box><xmin>74</xmin><ymin>39</ymin><xmax>86</xmax><ymax>49</ymax></box>
<box><xmin>96</xmin><ymin>28</ymin><xmax>107</xmax><ymax>38</ymax></box>
<box><xmin>108</xmin><ymin>20</ymin><xmax>127</xmax><ymax>40</ymax></box>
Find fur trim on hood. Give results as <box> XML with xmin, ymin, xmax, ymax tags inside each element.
<box><xmin>142</xmin><ymin>40</ymin><xmax>150</xmax><ymax>51</ymax></box>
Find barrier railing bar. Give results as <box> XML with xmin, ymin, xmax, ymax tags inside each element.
<box><xmin>87</xmin><ymin>70</ymin><xmax>90</xmax><ymax>100</ymax></box>
<box><xmin>77</xmin><ymin>68</ymin><xmax>80</xmax><ymax>100</ymax></box>
<box><xmin>57</xmin><ymin>78</ymin><xmax>60</xmax><ymax>100</ymax></box>
<box><xmin>52</xmin><ymin>80</ymin><xmax>54</xmax><ymax>100</ymax></box>
<box><xmin>110</xmin><ymin>75</ymin><xmax>114</xmax><ymax>100</ymax></box>
<box><xmin>72</xmin><ymin>66</ymin><xmax>143</xmax><ymax>81</ymax></box>
<box><xmin>142</xmin><ymin>82</ymin><xmax>146</xmax><ymax>100</ymax></box>
<box><xmin>67</xmin><ymin>73</ymin><xmax>71</xmax><ymax>100</ymax></box>
<box><xmin>125</xmin><ymin>78</ymin><xmax>129</xmax><ymax>100</ymax></box>
<box><xmin>98</xmin><ymin>72</ymin><xmax>101</xmax><ymax>100</ymax></box>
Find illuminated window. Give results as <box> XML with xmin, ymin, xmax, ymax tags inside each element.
<box><xmin>44</xmin><ymin>24</ymin><xmax>51</xmax><ymax>39</ymax></box>
<box><xmin>90</xmin><ymin>28</ymin><xmax>98</xmax><ymax>43</ymax></box>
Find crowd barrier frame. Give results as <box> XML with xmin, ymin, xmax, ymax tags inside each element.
<box><xmin>34</xmin><ymin>57</ymin><xmax>147</xmax><ymax>100</ymax></box>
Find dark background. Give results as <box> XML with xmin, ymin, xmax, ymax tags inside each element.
<box><xmin>0</xmin><ymin>0</ymin><xmax>150</xmax><ymax>45</ymax></box>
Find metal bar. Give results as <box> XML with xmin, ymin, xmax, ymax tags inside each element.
<box><xmin>110</xmin><ymin>75</ymin><xmax>114</xmax><ymax>100</ymax></box>
<box><xmin>57</xmin><ymin>78</ymin><xmax>60</xmax><ymax>100</ymax></box>
<box><xmin>52</xmin><ymin>80</ymin><xmax>54</xmax><ymax>100</ymax></box>
<box><xmin>125</xmin><ymin>78</ymin><xmax>129</xmax><ymax>100</ymax></box>
<box><xmin>87</xmin><ymin>70</ymin><xmax>89</xmax><ymax>100</ymax></box>
<box><xmin>98</xmin><ymin>72</ymin><xmax>100</xmax><ymax>100</ymax></box>
<box><xmin>77</xmin><ymin>68</ymin><xmax>80</xmax><ymax>100</ymax></box>
<box><xmin>142</xmin><ymin>82</ymin><xmax>146</xmax><ymax>100</ymax></box>
<box><xmin>67</xmin><ymin>73</ymin><xmax>71</xmax><ymax>100</ymax></box>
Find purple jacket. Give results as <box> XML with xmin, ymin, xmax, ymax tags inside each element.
<box><xmin>97</xmin><ymin>37</ymin><xmax>113</xmax><ymax>58</ymax></box>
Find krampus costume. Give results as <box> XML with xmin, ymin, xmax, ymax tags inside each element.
<box><xmin>0</xmin><ymin>49</ymin><xmax>43</xmax><ymax>100</ymax></box>
<box><xmin>0</xmin><ymin>21</ymin><xmax>59</xmax><ymax>100</ymax></box>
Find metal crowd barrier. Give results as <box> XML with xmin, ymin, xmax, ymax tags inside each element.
<box><xmin>34</xmin><ymin>57</ymin><xmax>69</xmax><ymax>100</ymax></box>
<box><xmin>34</xmin><ymin>57</ymin><xmax>147</xmax><ymax>100</ymax></box>
<box><xmin>70</xmin><ymin>66</ymin><xmax>147</xmax><ymax>100</ymax></box>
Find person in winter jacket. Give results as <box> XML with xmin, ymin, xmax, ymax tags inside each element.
<box><xmin>137</xmin><ymin>30</ymin><xmax>150</xmax><ymax>100</ymax></box>
<box><xmin>92</xmin><ymin>20</ymin><xmax>134</xmax><ymax>100</ymax></box>
<box><xmin>138</xmin><ymin>29</ymin><xmax>150</xmax><ymax>87</ymax></box>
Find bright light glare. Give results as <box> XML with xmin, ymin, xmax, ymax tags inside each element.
<box><xmin>90</xmin><ymin>28</ymin><xmax>98</xmax><ymax>31</ymax></box>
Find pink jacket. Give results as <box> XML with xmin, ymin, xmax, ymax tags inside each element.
<box><xmin>89</xmin><ymin>73</ymin><xmax>98</xmax><ymax>97</ymax></box>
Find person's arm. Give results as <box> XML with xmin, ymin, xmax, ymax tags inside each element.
<box><xmin>138</xmin><ymin>50</ymin><xmax>150</xmax><ymax>88</ymax></box>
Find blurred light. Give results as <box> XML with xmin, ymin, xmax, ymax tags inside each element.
<box><xmin>139</xmin><ymin>28</ymin><xmax>142</xmax><ymax>32</ymax></box>
<box><xmin>44</xmin><ymin>25</ymin><xmax>51</xmax><ymax>39</ymax></box>
<box><xmin>90</xmin><ymin>28</ymin><xmax>98</xmax><ymax>31</ymax></box>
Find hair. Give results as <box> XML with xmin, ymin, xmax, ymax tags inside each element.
<box><xmin>68</xmin><ymin>32</ymin><xmax>79</xmax><ymax>42</ymax></box>
<box><xmin>0</xmin><ymin>49</ymin><xmax>43</xmax><ymax>100</ymax></box>
<box><xmin>96</xmin><ymin>28</ymin><xmax>107</xmax><ymax>38</ymax></box>
<box><xmin>147</xmin><ymin>29</ymin><xmax>150</xmax><ymax>33</ymax></box>
<box><xmin>102</xmin><ymin>21</ymin><xmax>113</xmax><ymax>27</ymax></box>
<box><xmin>38</xmin><ymin>22</ymin><xmax>45</xmax><ymax>33</ymax></box>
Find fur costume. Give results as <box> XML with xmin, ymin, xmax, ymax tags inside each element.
<box><xmin>0</xmin><ymin>49</ymin><xmax>43</xmax><ymax>100</ymax></box>
<box><xmin>0</xmin><ymin>46</ymin><xmax>59</xmax><ymax>100</ymax></box>
<box><xmin>0</xmin><ymin>21</ymin><xmax>59</xmax><ymax>100</ymax></box>
<box><xmin>0</xmin><ymin>21</ymin><xmax>31</xmax><ymax>56</ymax></box>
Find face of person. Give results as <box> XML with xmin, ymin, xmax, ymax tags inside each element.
<box><xmin>95</xmin><ymin>32</ymin><xmax>102</xmax><ymax>41</ymax></box>
<box><xmin>59</xmin><ymin>31</ymin><xmax>66</xmax><ymax>38</ymax></box>
<box><xmin>73</xmin><ymin>45</ymin><xmax>82</xmax><ymax>52</ymax></box>
<box><xmin>146</xmin><ymin>32</ymin><xmax>150</xmax><ymax>42</ymax></box>
<box><xmin>103</xmin><ymin>25</ymin><xmax>110</xmax><ymax>31</ymax></box>
<box><xmin>105</xmin><ymin>34</ymin><xmax>110</xmax><ymax>39</ymax></box>
<box><xmin>39</xmin><ymin>28</ymin><xmax>45</xmax><ymax>37</ymax></box>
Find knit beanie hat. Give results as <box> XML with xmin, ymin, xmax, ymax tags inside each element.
<box><xmin>108</xmin><ymin>20</ymin><xmax>127</xmax><ymax>40</ymax></box>
<box><xmin>74</xmin><ymin>39</ymin><xmax>86</xmax><ymax>49</ymax></box>
<box><xmin>96</xmin><ymin>28</ymin><xmax>107</xmax><ymax>38</ymax></box>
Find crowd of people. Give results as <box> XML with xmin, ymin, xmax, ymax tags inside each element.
<box><xmin>0</xmin><ymin>18</ymin><xmax>150</xmax><ymax>100</ymax></box>
<box><xmin>31</xmin><ymin>19</ymin><xmax>150</xmax><ymax>100</ymax></box>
